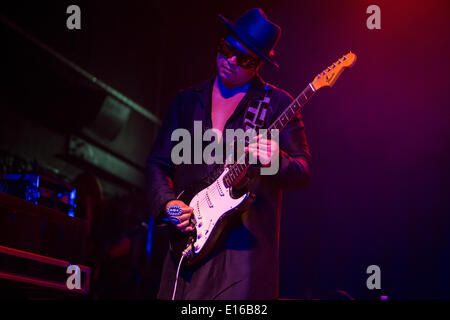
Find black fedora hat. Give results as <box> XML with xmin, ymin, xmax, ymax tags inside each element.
<box><xmin>218</xmin><ymin>8</ymin><xmax>281</xmax><ymax>68</ymax></box>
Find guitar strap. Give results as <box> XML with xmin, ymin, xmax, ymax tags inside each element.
<box><xmin>223</xmin><ymin>84</ymin><xmax>272</xmax><ymax>168</ymax></box>
<box><xmin>243</xmin><ymin>84</ymin><xmax>272</xmax><ymax>132</ymax></box>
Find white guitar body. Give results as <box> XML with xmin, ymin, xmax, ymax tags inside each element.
<box><xmin>170</xmin><ymin>167</ymin><xmax>252</xmax><ymax>267</ymax></box>
<box><xmin>188</xmin><ymin>167</ymin><xmax>248</xmax><ymax>255</ymax></box>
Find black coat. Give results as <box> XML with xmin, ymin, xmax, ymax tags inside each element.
<box><xmin>146</xmin><ymin>74</ymin><xmax>312</xmax><ymax>299</ymax></box>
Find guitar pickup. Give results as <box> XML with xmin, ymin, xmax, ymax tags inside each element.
<box><xmin>216</xmin><ymin>181</ymin><xmax>224</xmax><ymax>196</ymax></box>
<box><xmin>205</xmin><ymin>190</ymin><xmax>213</xmax><ymax>208</ymax></box>
<box><xmin>196</xmin><ymin>201</ymin><xmax>202</xmax><ymax>220</ymax></box>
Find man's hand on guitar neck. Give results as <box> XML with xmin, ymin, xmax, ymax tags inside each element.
<box><xmin>165</xmin><ymin>200</ymin><xmax>195</xmax><ymax>232</ymax></box>
<box><xmin>245</xmin><ymin>134</ymin><xmax>280</xmax><ymax>168</ymax></box>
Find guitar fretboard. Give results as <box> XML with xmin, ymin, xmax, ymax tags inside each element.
<box><xmin>223</xmin><ymin>83</ymin><xmax>315</xmax><ymax>188</ymax></box>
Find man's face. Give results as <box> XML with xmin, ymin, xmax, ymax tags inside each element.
<box><xmin>216</xmin><ymin>37</ymin><xmax>261</xmax><ymax>87</ymax></box>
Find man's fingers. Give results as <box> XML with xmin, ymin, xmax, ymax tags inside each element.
<box><xmin>177</xmin><ymin>219</ymin><xmax>191</xmax><ymax>229</ymax></box>
<box><xmin>247</xmin><ymin>140</ymin><xmax>270</xmax><ymax>147</ymax></box>
<box><xmin>167</xmin><ymin>200</ymin><xmax>193</xmax><ymax>212</ymax></box>
<box><xmin>252</xmin><ymin>151</ymin><xmax>261</xmax><ymax>159</ymax></box>
<box><xmin>252</xmin><ymin>134</ymin><xmax>264</xmax><ymax>141</ymax></box>
<box><xmin>254</xmin><ymin>138</ymin><xmax>271</xmax><ymax>145</ymax></box>
<box><xmin>180</xmin><ymin>212</ymin><xmax>192</xmax><ymax>221</ymax></box>
<box><xmin>252</xmin><ymin>150</ymin><xmax>272</xmax><ymax>167</ymax></box>
<box><xmin>171</xmin><ymin>213</ymin><xmax>191</xmax><ymax>225</ymax></box>
<box><xmin>175</xmin><ymin>213</ymin><xmax>193</xmax><ymax>229</ymax></box>
<box><xmin>248</xmin><ymin>144</ymin><xmax>270</xmax><ymax>150</ymax></box>
<box><xmin>248</xmin><ymin>145</ymin><xmax>271</xmax><ymax>156</ymax></box>
<box><xmin>181</xmin><ymin>206</ymin><xmax>193</xmax><ymax>214</ymax></box>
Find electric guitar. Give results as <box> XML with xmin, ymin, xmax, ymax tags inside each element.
<box><xmin>169</xmin><ymin>52</ymin><xmax>357</xmax><ymax>267</ymax></box>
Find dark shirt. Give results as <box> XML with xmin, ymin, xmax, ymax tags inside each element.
<box><xmin>146</xmin><ymin>74</ymin><xmax>312</xmax><ymax>299</ymax></box>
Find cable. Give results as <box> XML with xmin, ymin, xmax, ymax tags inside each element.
<box><xmin>171</xmin><ymin>255</ymin><xmax>184</xmax><ymax>300</ymax></box>
<box><xmin>171</xmin><ymin>246</ymin><xmax>191</xmax><ymax>300</ymax></box>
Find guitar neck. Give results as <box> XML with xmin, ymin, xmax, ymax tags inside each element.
<box><xmin>268</xmin><ymin>83</ymin><xmax>315</xmax><ymax>132</ymax></box>
<box><xmin>223</xmin><ymin>83</ymin><xmax>316</xmax><ymax>188</ymax></box>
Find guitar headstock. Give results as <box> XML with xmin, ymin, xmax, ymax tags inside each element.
<box><xmin>311</xmin><ymin>52</ymin><xmax>356</xmax><ymax>91</ymax></box>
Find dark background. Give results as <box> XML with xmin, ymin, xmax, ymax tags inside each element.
<box><xmin>1</xmin><ymin>0</ymin><xmax>449</xmax><ymax>299</ymax></box>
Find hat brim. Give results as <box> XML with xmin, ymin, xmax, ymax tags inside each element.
<box><xmin>218</xmin><ymin>14</ymin><xmax>279</xmax><ymax>68</ymax></box>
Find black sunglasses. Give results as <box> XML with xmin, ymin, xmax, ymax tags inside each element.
<box><xmin>217</xmin><ymin>39</ymin><xmax>260</xmax><ymax>69</ymax></box>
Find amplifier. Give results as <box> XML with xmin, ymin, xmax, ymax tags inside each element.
<box><xmin>0</xmin><ymin>245</ymin><xmax>90</xmax><ymax>296</ymax></box>
<box><xmin>0</xmin><ymin>192</ymin><xmax>88</xmax><ymax>266</ymax></box>
<box><xmin>0</xmin><ymin>173</ymin><xmax>76</xmax><ymax>216</ymax></box>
